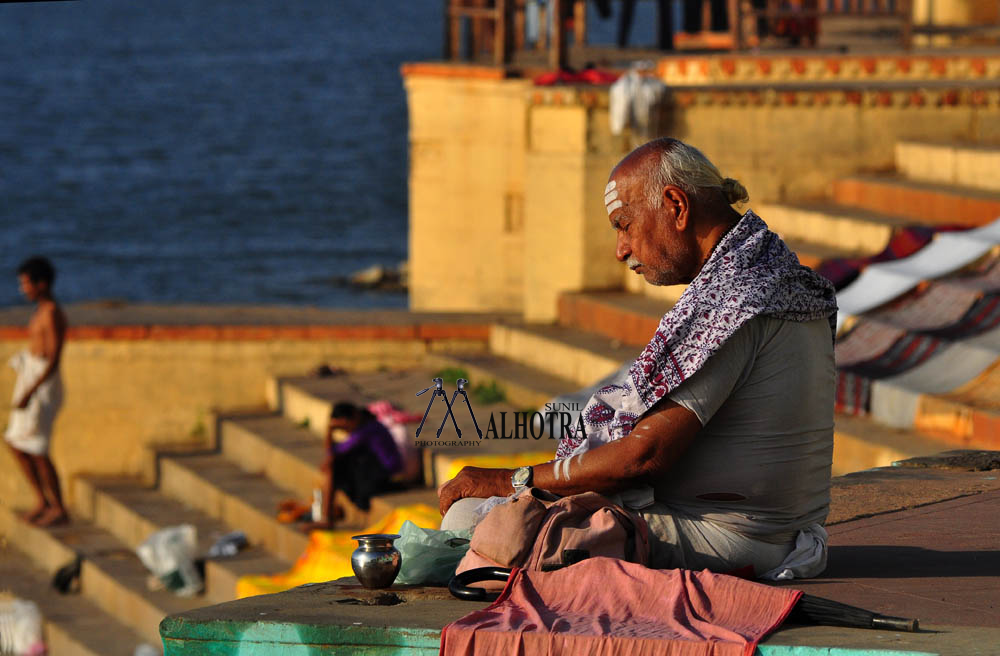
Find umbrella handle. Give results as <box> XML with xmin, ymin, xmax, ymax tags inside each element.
<box><xmin>872</xmin><ymin>616</ymin><xmax>919</xmax><ymax>632</ymax></box>
<box><xmin>448</xmin><ymin>566</ymin><xmax>513</xmax><ymax>601</ymax></box>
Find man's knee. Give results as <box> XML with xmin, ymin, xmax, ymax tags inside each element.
<box><xmin>440</xmin><ymin>497</ymin><xmax>486</xmax><ymax>532</ymax></box>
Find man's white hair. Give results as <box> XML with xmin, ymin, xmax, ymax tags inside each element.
<box><xmin>644</xmin><ymin>138</ymin><xmax>749</xmax><ymax>208</ymax></box>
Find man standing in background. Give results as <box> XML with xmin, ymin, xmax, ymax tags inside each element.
<box><xmin>6</xmin><ymin>256</ymin><xmax>68</xmax><ymax>527</ymax></box>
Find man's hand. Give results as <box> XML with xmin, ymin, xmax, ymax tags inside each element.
<box><xmin>438</xmin><ymin>466</ymin><xmax>512</xmax><ymax>516</ymax></box>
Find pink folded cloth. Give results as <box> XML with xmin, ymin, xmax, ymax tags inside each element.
<box><xmin>441</xmin><ymin>558</ymin><xmax>800</xmax><ymax>656</ymax></box>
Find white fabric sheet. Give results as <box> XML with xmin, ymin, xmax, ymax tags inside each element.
<box><xmin>837</xmin><ymin>217</ymin><xmax>1000</xmax><ymax>331</ymax></box>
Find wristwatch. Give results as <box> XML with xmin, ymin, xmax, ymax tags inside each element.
<box><xmin>511</xmin><ymin>466</ymin><xmax>533</xmax><ymax>492</ymax></box>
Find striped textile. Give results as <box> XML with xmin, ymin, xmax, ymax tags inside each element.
<box><xmin>817</xmin><ymin>225</ymin><xmax>941</xmax><ymax>290</ymax></box>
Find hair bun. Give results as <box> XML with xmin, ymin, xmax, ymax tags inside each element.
<box><xmin>721</xmin><ymin>177</ymin><xmax>749</xmax><ymax>205</ymax></box>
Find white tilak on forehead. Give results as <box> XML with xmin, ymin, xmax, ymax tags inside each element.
<box><xmin>605</xmin><ymin>179</ymin><xmax>622</xmax><ymax>216</ymax></box>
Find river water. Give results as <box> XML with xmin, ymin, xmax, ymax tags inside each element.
<box><xmin>0</xmin><ymin>0</ymin><xmax>644</xmax><ymax>309</ymax></box>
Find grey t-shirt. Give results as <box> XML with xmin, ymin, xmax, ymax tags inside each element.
<box><xmin>661</xmin><ymin>315</ymin><xmax>835</xmax><ymax>539</ymax></box>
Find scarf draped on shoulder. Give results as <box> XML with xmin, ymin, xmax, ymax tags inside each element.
<box><xmin>555</xmin><ymin>210</ymin><xmax>838</xmax><ymax>460</ymax></box>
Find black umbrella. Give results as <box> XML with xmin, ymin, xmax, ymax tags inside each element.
<box><xmin>450</xmin><ymin>567</ymin><xmax>919</xmax><ymax>632</ymax></box>
<box><xmin>789</xmin><ymin>593</ymin><xmax>919</xmax><ymax>632</ymax></box>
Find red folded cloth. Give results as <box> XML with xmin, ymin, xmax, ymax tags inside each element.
<box><xmin>441</xmin><ymin>557</ymin><xmax>801</xmax><ymax>656</ymax></box>
<box><xmin>533</xmin><ymin>69</ymin><xmax>621</xmax><ymax>86</ymax></box>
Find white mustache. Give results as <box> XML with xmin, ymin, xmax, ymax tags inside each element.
<box><xmin>627</xmin><ymin>258</ymin><xmax>642</xmax><ymax>270</ymax></box>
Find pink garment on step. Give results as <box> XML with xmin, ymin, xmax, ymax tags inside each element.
<box><xmin>440</xmin><ymin>558</ymin><xmax>800</xmax><ymax>656</ymax></box>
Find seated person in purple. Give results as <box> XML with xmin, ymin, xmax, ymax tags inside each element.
<box><xmin>313</xmin><ymin>402</ymin><xmax>403</xmax><ymax>528</ymax></box>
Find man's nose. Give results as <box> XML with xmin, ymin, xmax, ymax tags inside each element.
<box><xmin>616</xmin><ymin>233</ymin><xmax>630</xmax><ymax>262</ymax></box>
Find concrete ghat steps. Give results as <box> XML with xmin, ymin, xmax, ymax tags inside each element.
<box><xmin>272</xmin><ymin>370</ymin><xmax>498</xmax><ymax>439</ymax></box>
<box><xmin>869</xmin><ymin>378</ymin><xmax>1000</xmax><ymax>451</ymax></box>
<box><xmin>423</xmin><ymin>351</ymin><xmax>577</xmax><ymax>411</ymax></box>
<box><xmin>271</xmin><ymin>372</ymin><xmax>551</xmax><ymax>490</ymax></box>
<box><xmin>558</xmin><ymin>291</ymin><xmax>669</xmax><ymax>349</ymax></box>
<box><xmin>829</xmin><ymin>412</ymin><xmax>955</xmax><ymax>477</ymax></box>
<box><xmin>0</xmin><ymin>505</ymin><xmax>202</xmax><ymax>646</ymax></box>
<box><xmin>547</xmin><ymin>290</ymin><xmax>960</xmax><ymax>473</ymax></box>
<box><xmin>0</xmin><ymin>544</ymin><xmax>146</xmax><ymax>656</ymax></box>
<box><xmin>70</xmin><ymin>475</ymin><xmax>290</xmax><ymax>606</ymax></box>
<box><xmin>896</xmin><ymin>140</ymin><xmax>1000</xmax><ymax>193</ymax></box>
<box><xmin>221</xmin><ymin>413</ymin><xmax>439</xmax><ymax>525</ymax></box>
<box><xmin>832</xmin><ymin>174</ymin><xmax>1000</xmax><ymax>227</ymax></box>
<box><xmin>489</xmin><ymin>323</ymin><xmax>638</xmax><ymax>388</ymax></box>
<box><xmin>757</xmin><ymin>202</ymin><xmax>912</xmax><ymax>255</ymax></box>
<box><xmin>783</xmin><ymin>238</ymin><xmax>862</xmax><ymax>271</ymax></box>
<box><xmin>157</xmin><ymin>453</ymin><xmax>310</xmax><ymax>564</ymax></box>
<box><xmin>627</xmin><ymin>215</ymin><xmax>878</xmax><ymax>303</ymax></box>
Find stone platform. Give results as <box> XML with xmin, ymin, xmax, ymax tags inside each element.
<box><xmin>160</xmin><ymin>456</ymin><xmax>1000</xmax><ymax>655</ymax></box>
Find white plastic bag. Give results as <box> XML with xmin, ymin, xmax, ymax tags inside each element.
<box><xmin>0</xmin><ymin>598</ymin><xmax>45</xmax><ymax>655</ymax></box>
<box><xmin>136</xmin><ymin>524</ymin><xmax>203</xmax><ymax>597</ymax></box>
<box><xmin>394</xmin><ymin>521</ymin><xmax>471</xmax><ymax>586</ymax></box>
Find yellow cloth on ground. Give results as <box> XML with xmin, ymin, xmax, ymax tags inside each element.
<box><xmin>441</xmin><ymin>451</ymin><xmax>555</xmax><ymax>482</ymax></box>
<box><xmin>236</xmin><ymin>503</ymin><xmax>441</xmax><ymax>599</ymax></box>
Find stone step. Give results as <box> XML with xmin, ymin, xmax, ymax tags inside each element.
<box><xmin>269</xmin><ymin>370</ymin><xmax>553</xmax><ymax>488</ymax></box>
<box><xmin>423</xmin><ymin>351</ymin><xmax>576</xmax><ymax>411</ymax></box>
<box><xmin>832</xmin><ymin>175</ymin><xmax>1000</xmax><ymax>227</ymax></box>
<box><xmin>220</xmin><ymin>415</ymin><xmax>322</xmax><ymax>503</ymax></box>
<box><xmin>489</xmin><ymin>322</ymin><xmax>638</xmax><ymax>388</ymax></box>
<box><xmin>506</xmin><ymin>295</ymin><xmax>961</xmax><ymax>475</ymax></box>
<box><xmin>273</xmin><ymin>370</ymin><xmax>504</xmax><ymax>438</ymax></box>
<box><xmin>757</xmin><ymin>201</ymin><xmax>911</xmax><ymax>255</ymax></box>
<box><xmin>0</xmin><ymin>505</ymin><xmax>202</xmax><ymax>646</ymax></box>
<box><xmin>570</xmin><ymin>236</ymin><xmax>855</xmax><ymax>346</ymax></box>
<box><xmin>896</xmin><ymin>140</ymin><xmax>1000</xmax><ymax>193</ymax></box>
<box><xmin>157</xmin><ymin>453</ymin><xmax>309</xmax><ymax>563</ymax></box>
<box><xmin>870</xmin><ymin>378</ymin><xmax>1000</xmax><ymax>451</ymax></box>
<box><xmin>0</xmin><ymin>543</ymin><xmax>147</xmax><ymax>656</ymax></box>
<box><xmin>784</xmin><ymin>238</ymin><xmax>862</xmax><ymax>271</ymax></box>
<box><xmin>830</xmin><ymin>412</ymin><xmax>955</xmax><ymax>477</ymax></box>
<box><xmin>70</xmin><ymin>475</ymin><xmax>290</xmax><ymax>606</ymax></box>
<box><xmin>558</xmin><ymin>291</ymin><xmax>668</xmax><ymax>348</ymax></box>
<box><xmin>221</xmin><ymin>414</ymin><xmax>440</xmax><ymax>526</ymax></box>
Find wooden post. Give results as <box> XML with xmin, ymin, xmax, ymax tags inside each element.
<box><xmin>550</xmin><ymin>0</ymin><xmax>566</xmax><ymax>70</ymax></box>
<box><xmin>899</xmin><ymin>0</ymin><xmax>913</xmax><ymax>49</ymax></box>
<box><xmin>495</xmin><ymin>0</ymin><xmax>509</xmax><ymax>66</ymax></box>
<box><xmin>514</xmin><ymin>0</ymin><xmax>526</xmax><ymax>51</ymax></box>
<box><xmin>729</xmin><ymin>0</ymin><xmax>743</xmax><ymax>50</ymax></box>
<box><xmin>574</xmin><ymin>0</ymin><xmax>587</xmax><ymax>46</ymax></box>
<box><xmin>452</xmin><ymin>1</ymin><xmax>464</xmax><ymax>60</ymax></box>
<box><xmin>443</xmin><ymin>0</ymin><xmax>453</xmax><ymax>58</ymax></box>
<box><xmin>537</xmin><ymin>3</ymin><xmax>548</xmax><ymax>50</ymax></box>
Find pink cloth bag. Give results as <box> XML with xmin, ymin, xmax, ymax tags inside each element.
<box><xmin>454</xmin><ymin>489</ymin><xmax>649</xmax><ymax>589</ymax></box>
<box><xmin>441</xmin><ymin>557</ymin><xmax>801</xmax><ymax>656</ymax></box>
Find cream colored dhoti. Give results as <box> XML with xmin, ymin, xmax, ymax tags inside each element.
<box><xmin>5</xmin><ymin>349</ymin><xmax>62</xmax><ymax>456</ymax></box>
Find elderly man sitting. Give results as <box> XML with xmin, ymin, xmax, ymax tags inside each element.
<box><xmin>438</xmin><ymin>137</ymin><xmax>838</xmax><ymax>579</ymax></box>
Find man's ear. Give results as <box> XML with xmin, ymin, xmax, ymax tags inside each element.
<box><xmin>662</xmin><ymin>185</ymin><xmax>691</xmax><ymax>231</ymax></box>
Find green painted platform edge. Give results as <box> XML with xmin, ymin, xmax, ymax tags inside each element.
<box><xmin>161</xmin><ymin>616</ymin><xmax>935</xmax><ymax>656</ymax></box>
<box><xmin>758</xmin><ymin>649</ymin><xmax>936</xmax><ymax>656</ymax></box>
<box><xmin>160</xmin><ymin>616</ymin><xmax>441</xmax><ymax>654</ymax></box>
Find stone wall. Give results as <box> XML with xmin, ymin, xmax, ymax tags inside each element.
<box><xmin>404</xmin><ymin>56</ymin><xmax>1000</xmax><ymax>318</ymax></box>
<box><xmin>0</xmin><ymin>326</ymin><xmax>485</xmax><ymax>509</ymax></box>
<box><xmin>404</xmin><ymin>64</ymin><xmax>531</xmax><ymax>314</ymax></box>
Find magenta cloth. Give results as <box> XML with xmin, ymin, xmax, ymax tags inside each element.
<box><xmin>367</xmin><ymin>399</ymin><xmax>423</xmax><ymax>425</ymax></box>
<box><xmin>533</xmin><ymin>69</ymin><xmax>620</xmax><ymax>86</ymax></box>
<box><xmin>556</xmin><ymin>210</ymin><xmax>838</xmax><ymax>459</ymax></box>
<box><xmin>331</xmin><ymin>418</ymin><xmax>402</xmax><ymax>474</ymax></box>
<box><xmin>440</xmin><ymin>558</ymin><xmax>801</xmax><ymax>656</ymax></box>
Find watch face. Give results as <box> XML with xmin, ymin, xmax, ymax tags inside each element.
<box><xmin>512</xmin><ymin>467</ymin><xmax>531</xmax><ymax>487</ymax></box>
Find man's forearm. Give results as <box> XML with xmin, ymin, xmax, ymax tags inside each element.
<box><xmin>535</xmin><ymin>401</ymin><xmax>700</xmax><ymax>495</ymax></box>
<box><xmin>438</xmin><ymin>400</ymin><xmax>700</xmax><ymax>515</ymax></box>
